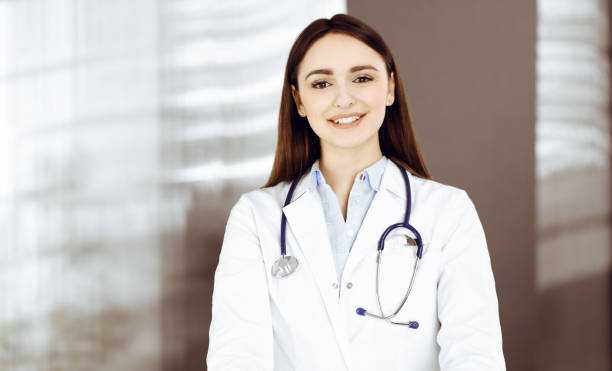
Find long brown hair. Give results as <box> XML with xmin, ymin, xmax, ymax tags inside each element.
<box><xmin>262</xmin><ymin>13</ymin><xmax>431</xmax><ymax>189</ymax></box>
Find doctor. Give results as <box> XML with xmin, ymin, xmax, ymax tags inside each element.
<box><xmin>207</xmin><ymin>13</ymin><xmax>506</xmax><ymax>371</ymax></box>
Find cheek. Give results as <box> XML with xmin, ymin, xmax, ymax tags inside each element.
<box><xmin>345</xmin><ymin>83</ymin><xmax>387</xmax><ymax>109</ymax></box>
<box><xmin>364</xmin><ymin>85</ymin><xmax>389</xmax><ymax>105</ymax></box>
<box><xmin>304</xmin><ymin>99</ymin><xmax>333</xmax><ymax>129</ymax></box>
<box><xmin>300</xmin><ymin>90</ymin><xmax>326</xmax><ymax>109</ymax></box>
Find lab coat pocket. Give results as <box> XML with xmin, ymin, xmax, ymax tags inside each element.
<box><xmin>375</xmin><ymin>235</ymin><xmax>429</xmax><ymax>317</ymax></box>
<box><xmin>382</xmin><ymin>232</ymin><xmax>430</xmax><ymax>260</ymax></box>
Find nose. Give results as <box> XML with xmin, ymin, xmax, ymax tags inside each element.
<box><xmin>333</xmin><ymin>82</ymin><xmax>355</xmax><ymax>109</ymax></box>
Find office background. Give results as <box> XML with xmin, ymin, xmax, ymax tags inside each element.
<box><xmin>0</xmin><ymin>0</ymin><xmax>609</xmax><ymax>370</ymax></box>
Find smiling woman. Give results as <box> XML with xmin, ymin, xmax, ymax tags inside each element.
<box><xmin>207</xmin><ymin>13</ymin><xmax>506</xmax><ymax>371</ymax></box>
<box><xmin>288</xmin><ymin>34</ymin><xmax>398</xmax><ymax>217</ymax></box>
<box><xmin>290</xmin><ymin>33</ymin><xmax>395</xmax><ymax>196</ymax></box>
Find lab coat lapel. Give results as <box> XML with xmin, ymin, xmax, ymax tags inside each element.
<box><xmin>282</xmin><ymin>184</ymin><xmax>353</xmax><ymax>369</ymax></box>
<box><xmin>344</xmin><ymin>159</ymin><xmax>408</xmax><ymax>275</ymax></box>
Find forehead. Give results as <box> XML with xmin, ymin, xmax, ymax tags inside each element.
<box><xmin>298</xmin><ymin>33</ymin><xmax>386</xmax><ymax>79</ymax></box>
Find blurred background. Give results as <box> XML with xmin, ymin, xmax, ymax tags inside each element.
<box><xmin>0</xmin><ymin>0</ymin><xmax>609</xmax><ymax>370</ymax></box>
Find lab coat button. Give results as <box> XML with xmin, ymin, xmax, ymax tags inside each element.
<box><xmin>332</xmin><ymin>282</ymin><xmax>338</xmax><ymax>289</ymax></box>
<box><xmin>346</xmin><ymin>282</ymin><xmax>353</xmax><ymax>289</ymax></box>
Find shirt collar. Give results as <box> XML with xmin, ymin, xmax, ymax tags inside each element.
<box><xmin>310</xmin><ymin>155</ymin><xmax>388</xmax><ymax>192</ymax></box>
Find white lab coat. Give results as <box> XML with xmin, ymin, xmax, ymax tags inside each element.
<box><xmin>207</xmin><ymin>159</ymin><xmax>506</xmax><ymax>371</ymax></box>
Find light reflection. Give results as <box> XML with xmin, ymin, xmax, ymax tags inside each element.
<box><xmin>536</xmin><ymin>0</ymin><xmax>610</xmax><ymax>289</ymax></box>
<box><xmin>169</xmin><ymin>72</ymin><xmax>284</xmax><ymax>107</ymax></box>
<box><xmin>168</xmin><ymin>28</ymin><xmax>299</xmax><ymax>67</ymax></box>
<box><xmin>170</xmin><ymin>112</ymin><xmax>278</xmax><ymax>141</ymax></box>
<box><xmin>163</xmin><ymin>155</ymin><xmax>275</xmax><ymax>183</ymax></box>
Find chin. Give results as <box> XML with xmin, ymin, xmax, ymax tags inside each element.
<box><xmin>327</xmin><ymin>136</ymin><xmax>376</xmax><ymax>151</ymax></box>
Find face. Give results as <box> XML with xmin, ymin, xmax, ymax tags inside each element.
<box><xmin>291</xmin><ymin>33</ymin><xmax>395</xmax><ymax>154</ymax></box>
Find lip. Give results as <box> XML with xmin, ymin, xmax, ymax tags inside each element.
<box><xmin>328</xmin><ymin>113</ymin><xmax>366</xmax><ymax>129</ymax></box>
<box><xmin>328</xmin><ymin>112</ymin><xmax>365</xmax><ymax>121</ymax></box>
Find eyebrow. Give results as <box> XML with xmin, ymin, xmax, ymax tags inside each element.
<box><xmin>304</xmin><ymin>64</ymin><xmax>379</xmax><ymax>80</ymax></box>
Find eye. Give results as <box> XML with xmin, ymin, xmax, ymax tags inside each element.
<box><xmin>312</xmin><ymin>81</ymin><xmax>330</xmax><ymax>89</ymax></box>
<box><xmin>355</xmin><ymin>75</ymin><xmax>373</xmax><ymax>83</ymax></box>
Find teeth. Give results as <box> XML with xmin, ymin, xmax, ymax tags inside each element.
<box><xmin>333</xmin><ymin>115</ymin><xmax>361</xmax><ymax>124</ymax></box>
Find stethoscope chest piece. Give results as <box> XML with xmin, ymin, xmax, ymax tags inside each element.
<box><xmin>272</xmin><ymin>254</ymin><xmax>299</xmax><ymax>278</ymax></box>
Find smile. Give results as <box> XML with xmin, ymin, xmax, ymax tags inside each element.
<box><xmin>328</xmin><ymin>113</ymin><xmax>366</xmax><ymax>129</ymax></box>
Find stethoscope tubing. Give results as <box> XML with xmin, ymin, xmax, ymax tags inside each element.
<box><xmin>280</xmin><ymin>173</ymin><xmax>300</xmax><ymax>256</ymax></box>
<box><xmin>369</xmin><ymin>251</ymin><xmax>420</xmax><ymax>327</ymax></box>
<box><xmin>277</xmin><ymin>160</ymin><xmax>423</xmax><ymax>328</ymax></box>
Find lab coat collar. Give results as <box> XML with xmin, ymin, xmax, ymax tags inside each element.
<box><xmin>380</xmin><ymin>157</ymin><xmax>411</xmax><ymax>200</ymax></box>
<box><xmin>281</xmin><ymin>186</ymin><xmax>353</xmax><ymax>369</ymax></box>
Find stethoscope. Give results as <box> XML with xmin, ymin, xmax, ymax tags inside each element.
<box><xmin>271</xmin><ymin>160</ymin><xmax>423</xmax><ymax>329</ymax></box>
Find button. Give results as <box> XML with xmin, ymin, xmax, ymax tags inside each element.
<box><xmin>346</xmin><ymin>282</ymin><xmax>353</xmax><ymax>289</ymax></box>
<box><xmin>347</xmin><ymin>229</ymin><xmax>354</xmax><ymax>236</ymax></box>
<box><xmin>332</xmin><ymin>283</ymin><xmax>338</xmax><ymax>289</ymax></box>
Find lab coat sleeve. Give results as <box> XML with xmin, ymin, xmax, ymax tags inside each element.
<box><xmin>436</xmin><ymin>190</ymin><xmax>506</xmax><ymax>370</ymax></box>
<box><xmin>207</xmin><ymin>194</ymin><xmax>274</xmax><ymax>371</ymax></box>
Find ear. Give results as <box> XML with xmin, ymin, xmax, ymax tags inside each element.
<box><xmin>386</xmin><ymin>72</ymin><xmax>395</xmax><ymax>106</ymax></box>
<box><xmin>291</xmin><ymin>84</ymin><xmax>305</xmax><ymax>117</ymax></box>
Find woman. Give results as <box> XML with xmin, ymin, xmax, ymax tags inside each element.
<box><xmin>207</xmin><ymin>13</ymin><xmax>505</xmax><ymax>371</ymax></box>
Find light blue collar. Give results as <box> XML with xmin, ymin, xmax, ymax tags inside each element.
<box><xmin>310</xmin><ymin>155</ymin><xmax>388</xmax><ymax>192</ymax></box>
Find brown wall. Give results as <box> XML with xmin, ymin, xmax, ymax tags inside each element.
<box><xmin>347</xmin><ymin>1</ymin><xmax>537</xmax><ymax>369</ymax></box>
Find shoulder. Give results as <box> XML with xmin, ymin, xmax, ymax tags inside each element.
<box><xmin>406</xmin><ymin>175</ymin><xmax>483</xmax><ymax>251</ymax></box>
<box><xmin>408</xmin><ymin>173</ymin><xmax>472</xmax><ymax>209</ymax></box>
<box><xmin>242</xmin><ymin>181</ymin><xmax>292</xmax><ymax>208</ymax></box>
<box><xmin>227</xmin><ymin>181</ymin><xmax>292</xmax><ymax>222</ymax></box>
<box><xmin>406</xmin><ymin>173</ymin><xmax>479</xmax><ymax>239</ymax></box>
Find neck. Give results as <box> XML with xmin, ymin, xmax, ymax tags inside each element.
<box><xmin>319</xmin><ymin>141</ymin><xmax>383</xmax><ymax>192</ymax></box>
